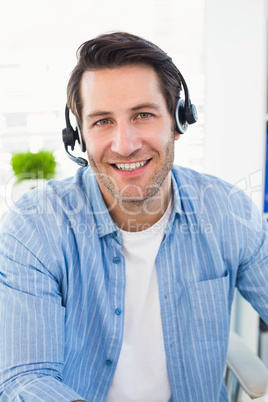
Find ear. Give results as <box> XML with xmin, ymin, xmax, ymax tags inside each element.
<box><xmin>174</xmin><ymin>131</ymin><xmax>181</xmax><ymax>141</ymax></box>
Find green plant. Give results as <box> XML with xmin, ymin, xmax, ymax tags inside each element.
<box><xmin>11</xmin><ymin>150</ymin><xmax>57</xmax><ymax>182</ymax></box>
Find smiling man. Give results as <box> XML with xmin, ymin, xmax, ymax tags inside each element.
<box><xmin>80</xmin><ymin>64</ymin><xmax>178</xmax><ymax>231</ymax></box>
<box><xmin>1</xmin><ymin>32</ymin><xmax>268</xmax><ymax>402</ymax></box>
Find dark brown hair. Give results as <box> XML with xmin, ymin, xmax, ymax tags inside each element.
<box><xmin>67</xmin><ymin>32</ymin><xmax>182</xmax><ymax>126</ymax></box>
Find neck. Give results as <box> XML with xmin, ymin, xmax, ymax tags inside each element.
<box><xmin>103</xmin><ymin>174</ymin><xmax>172</xmax><ymax>232</ymax></box>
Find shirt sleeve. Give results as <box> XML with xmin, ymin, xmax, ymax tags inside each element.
<box><xmin>0</xmin><ymin>208</ymin><xmax>85</xmax><ymax>402</ymax></box>
<box><xmin>235</xmin><ymin>196</ymin><xmax>268</xmax><ymax>325</ymax></box>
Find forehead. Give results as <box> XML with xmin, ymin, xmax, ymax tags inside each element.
<box><xmin>80</xmin><ymin>64</ymin><xmax>165</xmax><ymax>109</ymax></box>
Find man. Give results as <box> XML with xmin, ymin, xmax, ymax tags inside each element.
<box><xmin>0</xmin><ymin>32</ymin><xmax>268</xmax><ymax>402</ymax></box>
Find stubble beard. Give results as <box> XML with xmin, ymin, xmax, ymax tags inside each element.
<box><xmin>87</xmin><ymin>132</ymin><xmax>175</xmax><ymax>213</ymax></box>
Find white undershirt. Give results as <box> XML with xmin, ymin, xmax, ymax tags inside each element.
<box><xmin>106</xmin><ymin>198</ymin><xmax>173</xmax><ymax>402</ymax></box>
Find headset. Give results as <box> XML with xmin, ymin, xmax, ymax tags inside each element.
<box><xmin>62</xmin><ymin>105</ymin><xmax>88</xmax><ymax>167</ymax></box>
<box><xmin>62</xmin><ymin>71</ymin><xmax>198</xmax><ymax>167</ymax></box>
<box><xmin>175</xmin><ymin>72</ymin><xmax>198</xmax><ymax>134</ymax></box>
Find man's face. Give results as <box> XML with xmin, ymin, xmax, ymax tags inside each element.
<box><xmin>80</xmin><ymin>64</ymin><xmax>180</xmax><ymax>210</ymax></box>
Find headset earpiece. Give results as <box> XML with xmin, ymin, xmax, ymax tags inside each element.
<box><xmin>77</xmin><ymin>125</ymin><xmax>86</xmax><ymax>152</ymax></box>
<box><xmin>185</xmin><ymin>103</ymin><xmax>198</xmax><ymax>125</ymax></box>
<box><xmin>63</xmin><ymin>105</ymin><xmax>86</xmax><ymax>151</ymax></box>
<box><xmin>62</xmin><ymin>106</ymin><xmax>88</xmax><ymax>167</ymax></box>
<box><xmin>175</xmin><ymin>72</ymin><xmax>198</xmax><ymax>134</ymax></box>
<box><xmin>175</xmin><ymin>98</ymin><xmax>188</xmax><ymax>134</ymax></box>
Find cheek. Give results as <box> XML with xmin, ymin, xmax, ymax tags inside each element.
<box><xmin>155</xmin><ymin>128</ymin><xmax>174</xmax><ymax>149</ymax></box>
<box><xmin>83</xmin><ymin>131</ymin><xmax>102</xmax><ymax>156</ymax></box>
<box><xmin>85</xmin><ymin>136</ymin><xmax>114</xmax><ymax>167</ymax></box>
<box><xmin>86</xmin><ymin>142</ymin><xmax>102</xmax><ymax>160</ymax></box>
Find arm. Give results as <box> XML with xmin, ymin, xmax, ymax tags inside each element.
<box><xmin>0</xmin><ymin>211</ymin><xmax>86</xmax><ymax>402</ymax></box>
<box><xmin>235</xmin><ymin>203</ymin><xmax>268</xmax><ymax>324</ymax></box>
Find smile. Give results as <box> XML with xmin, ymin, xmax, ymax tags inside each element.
<box><xmin>114</xmin><ymin>160</ymin><xmax>149</xmax><ymax>171</ymax></box>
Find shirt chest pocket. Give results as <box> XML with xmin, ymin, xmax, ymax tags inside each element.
<box><xmin>188</xmin><ymin>272</ymin><xmax>230</xmax><ymax>341</ymax></box>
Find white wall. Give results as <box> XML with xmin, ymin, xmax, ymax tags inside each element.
<box><xmin>204</xmin><ymin>0</ymin><xmax>267</xmax><ymax>352</ymax></box>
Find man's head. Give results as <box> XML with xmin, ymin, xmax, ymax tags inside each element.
<box><xmin>67</xmin><ymin>31</ymin><xmax>182</xmax><ymax>128</ymax></box>
<box><xmin>65</xmin><ymin>32</ymin><xmax>184</xmax><ymax>227</ymax></box>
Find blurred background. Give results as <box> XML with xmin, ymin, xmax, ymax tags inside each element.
<box><xmin>0</xmin><ymin>0</ymin><xmax>205</xmax><ymax>208</ymax></box>
<box><xmin>0</xmin><ymin>0</ymin><xmax>267</xmax><ymax>364</ymax></box>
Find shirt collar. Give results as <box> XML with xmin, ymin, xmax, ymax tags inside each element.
<box><xmin>170</xmin><ymin>166</ymin><xmax>203</xmax><ymax>221</ymax></box>
<box><xmin>83</xmin><ymin>167</ymin><xmax>118</xmax><ymax>238</ymax></box>
<box><xmin>171</xmin><ymin>170</ymin><xmax>183</xmax><ymax>218</ymax></box>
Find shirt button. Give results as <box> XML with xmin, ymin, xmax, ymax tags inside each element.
<box><xmin>115</xmin><ymin>308</ymin><xmax>122</xmax><ymax>315</ymax></box>
<box><xmin>105</xmin><ymin>359</ymin><xmax>112</xmax><ymax>366</ymax></box>
<box><xmin>113</xmin><ymin>256</ymin><xmax>121</xmax><ymax>264</ymax></box>
<box><xmin>111</xmin><ymin>232</ymin><xmax>117</xmax><ymax>238</ymax></box>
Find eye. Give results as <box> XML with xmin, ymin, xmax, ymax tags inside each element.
<box><xmin>137</xmin><ymin>112</ymin><xmax>152</xmax><ymax>119</ymax></box>
<box><xmin>95</xmin><ymin>118</ymin><xmax>111</xmax><ymax>126</ymax></box>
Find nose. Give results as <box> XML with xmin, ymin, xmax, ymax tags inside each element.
<box><xmin>111</xmin><ymin>121</ymin><xmax>142</xmax><ymax>156</ymax></box>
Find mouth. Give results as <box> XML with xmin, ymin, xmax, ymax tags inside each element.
<box><xmin>113</xmin><ymin>159</ymin><xmax>150</xmax><ymax>171</ymax></box>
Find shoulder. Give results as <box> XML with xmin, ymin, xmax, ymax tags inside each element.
<box><xmin>1</xmin><ymin>167</ymin><xmax>94</xmax><ymax>239</ymax></box>
<box><xmin>9</xmin><ymin>167</ymin><xmax>89</xmax><ymax>215</ymax></box>
<box><xmin>171</xmin><ymin>165</ymin><xmax>235</xmax><ymax>208</ymax></box>
<box><xmin>171</xmin><ymin>165</ymin><xmax>263</xmax><ymax>233</ymax></box>
<box><xmin>0</xmin><ymin>167</ymin><xmax>96</xmax><ymax>273</ymax></box>
<box><xmin>172</xmin><ymin>164</ymin><xmax>233</xmax><ymax>190</ymax></box>
<box><xmin>172</xmin><ymin>164</ymin><xmax>249</xmax><ymax>201</ymax></box>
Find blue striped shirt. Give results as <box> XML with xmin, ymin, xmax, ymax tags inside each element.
<box><xmin>0</xmin><ymin>165</ymin><xmax>268</xmax><ymax>402</ymax></box>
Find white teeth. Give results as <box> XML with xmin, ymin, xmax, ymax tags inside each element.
<box><xmin>115</xmin><ymin>160</ymin><xmax>148</xmax><ymax>171</ymax></box>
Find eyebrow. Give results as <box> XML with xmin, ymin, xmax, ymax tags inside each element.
<box><xmin>86</xmin><ymin>111</ymin><xmax>112</xmax><ymax>120</ymax></box>
<box><xmin>131</xmin><ymin>103</ymin><xmax>161</xmax><ymax>111</ymax></box>
<box><xmin>86</xmin><ymin>103</ymin><xmax>161</xmax><ymax>121</ymax></box>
